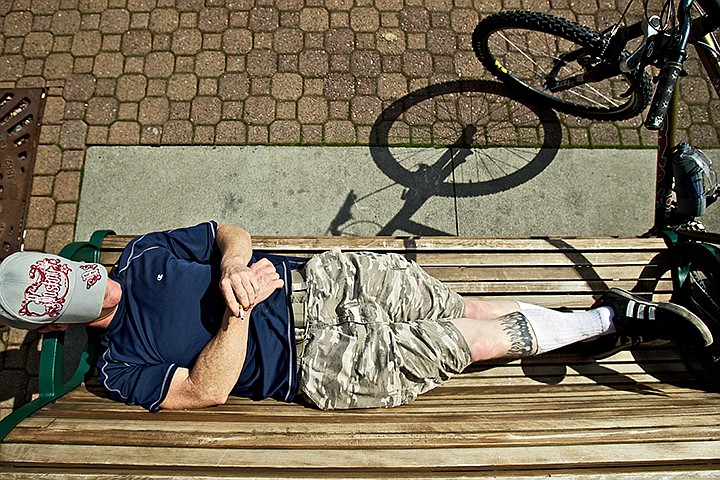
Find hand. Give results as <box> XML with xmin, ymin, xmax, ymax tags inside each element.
<box><xmin>248</xmin><ymin>259</ymin><xmax>284</xmax><ymax>305</ymax></box>
<box><xmin>219</xmin><ymin>257</ymin><xmax>283</xmax><ymax>316</ymax></box>
<box><xmin>219</xmin><ymin>255</ymin><xmax>258</xmax><ymax>315</ymax></box>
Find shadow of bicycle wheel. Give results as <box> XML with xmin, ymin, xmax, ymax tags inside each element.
<box><xmin>369</xmin><ymin>79</ymin><xmax>563</xmax><ymax>198</ymax></box>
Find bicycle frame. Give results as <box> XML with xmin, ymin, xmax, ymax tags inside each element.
<box><xmin>653</xmin><ymin>0</ymin><xmax>720</xmax><ymax>232</ymax></box>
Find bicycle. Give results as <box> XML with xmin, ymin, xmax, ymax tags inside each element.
<box><xmin>473</xmin><ymin>0</ymin><xmax>720</xmax><ymax>384</ymax></box>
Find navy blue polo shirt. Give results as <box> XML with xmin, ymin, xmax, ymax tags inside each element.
<box><xmin>97</xmin><ymin>221</ymin><xmax>302</xmax><ymax>412</ymax></box>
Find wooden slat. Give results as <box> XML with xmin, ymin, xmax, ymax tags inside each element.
<box><xmin>422</xmin><ymin>264</ymin><xmax>671</xmax><ymax>281</ymax></box>
<box><xmin>7</xmin><ymin>423</ymin><xmax>718</xmax><ymax>449</ymax></box>
<box><xmin>2</xmin><ymin>441</ymin><xmax>719</xmax><ymax>469</ymax></box>
<box><xmin>101</xmin><ymin>248</ymin><xmax>669</xmax><ymax>265</ymax></box>
<box><xmin>99</xmin><ymin>249</ymin><xmax>670</xmax><ymax>268</ymax></box>
<box><xmin>4</xmin><ymin>468</ymin><xmax>720</xmax><ymax>480</ymax></box>
<box><xmin>98</xmin><ymin>235</ymin><xmax>670</xmax><ymax>270</ymax></box>
<box><xmin>456</xmin><ymin>294</ymin><xmax>672</xmax><ymax>310</ymax></box>
<box><xmin>443</xmin><ymin>278</ymin><xmax>673</xmax><ymax>293</ymax></box>
<box><xmin>101</xmin><ymin>235</ymin><xmax>669</xmax><ymax>251</ymax></box>
<box><xmin>22</xmin><ymin>398</ymin><xmax>718</xmax><ymax>425</ymax></box>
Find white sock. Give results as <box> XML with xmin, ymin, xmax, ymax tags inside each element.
<box><xmin>516</xmin><ymin>303</ymin><xmax>616</xmax><ymax>354</ymax></box>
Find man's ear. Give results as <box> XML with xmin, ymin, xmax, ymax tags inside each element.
<box><xmin>38</xmin><ymin>324</ymin><xmax>70</xmax><ymax>333</ymax></box>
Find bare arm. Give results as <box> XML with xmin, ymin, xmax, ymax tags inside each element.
<box><xmin>160</xmin><ymin>258</ymin><xmax>284</xmax><ymax>409</ymax></box>
<box><xmin>160</xmin><ymin>307</ymin><xmax>249</xmax><ymax>409</ymax></box>
<box><xmin>216</xmin><ymin>223</ymin><xmax>256</xmax><ymax>316</ymax></box>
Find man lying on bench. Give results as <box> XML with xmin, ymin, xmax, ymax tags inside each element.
<box><xmin>0</xmin><ymin>221</ymin><xmax>712</xmax><ymax>412</ymax></box>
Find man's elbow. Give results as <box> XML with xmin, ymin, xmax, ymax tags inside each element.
<box><xmin>217</xmin><ymin>224</ymin><xmax>251</xmax><ymax>242</ymax></box>
<box><xmin>163</xmin><ymin>378</ymin><xmax>232</xmax><ymax>409</ymax></box>
<box><xmin>187</xmin><ymin>381</ymin><xmax>232</xmax><ymax>408</ymax></box>
<box><xmin>206</xmin><ymin>391</ymin><xmax>230</xmax><ymax>406</ymax></box>
<box><xmin>161</xmin><ymin>391</ymin><xmax>229</xmax><ymax>410</ymax></box>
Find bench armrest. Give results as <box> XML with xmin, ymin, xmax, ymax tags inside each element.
<box><xmin>661</xmin><ymin>229</ymin><xmax>720</xmax><ymax>289</ymax></box>
<box><xmin>0</xmin><ymin>230</ymin><xmax>114</xmax><ymax>442</ymax></box>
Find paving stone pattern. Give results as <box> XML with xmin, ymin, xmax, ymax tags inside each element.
<box><xmin>1</xmin><ymin>0</ymin><xmax>719</xmax><ymax>420</ymax></box>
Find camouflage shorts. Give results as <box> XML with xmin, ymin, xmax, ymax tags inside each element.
<box><xmin>297</xmin><ymin>249</ymin><xmax>473</xmax><ymax>410</ymax></box>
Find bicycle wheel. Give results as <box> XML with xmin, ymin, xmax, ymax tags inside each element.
<box><xmin>473</xmin><ymin>10</ymin><xmax>652</xmax><ymax>121</ymax></box>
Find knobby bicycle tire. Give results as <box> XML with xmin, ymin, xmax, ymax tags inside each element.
<box><xmin>473</xmin><ymin>11</ymin><xmax>653</xmax><ymax>121</ymax></box>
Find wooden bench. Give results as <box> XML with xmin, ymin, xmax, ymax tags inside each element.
<box><xmin>1</xmin><ymin>232</ymin><xmax>720</xmax><ymax>478</ymax></box>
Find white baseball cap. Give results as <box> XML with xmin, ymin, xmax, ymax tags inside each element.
<box><xmin>0</xmin><ymin>252</ymin><xmax>108</xmax><ymax>330</ymax></box>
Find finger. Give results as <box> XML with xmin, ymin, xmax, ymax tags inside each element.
<box><xmin>226</xmin><ymin>273</ymin><xmax>253</xmax><ymax>310</ymax></box>
<box><xmin>240</xmin><ymin>276</ymin><xmax>257</xmax><ymax>307</ymax></box>
<box><xmin>250</xmin><ymin>258</ymin><xmax>274</xmax><ymax>271</ymax></box>
<box><xmin>245</xmin><ymin>271</ymin><xmax>260</xmax><ymax>295</ymax></box>
<box><xmin>219</xmin><ymin>280</ymin><xmax>241</xmax><ymax>317</ymax></box>
<box><xmin>250</xmin><ymin>263</ymin><xmax>278</xmax><ymax>288</ymax></box>
<box><xmin>232</xmin><ymin>267</ymin><xmax>261</xmax><ymax>298</ymax></box>
<box><xmin>263</xmin><ymin>265</ymin><xmax>281</xmax><ymax>279</ymax></box>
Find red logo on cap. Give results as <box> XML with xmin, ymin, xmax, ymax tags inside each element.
<box><xmin>79</xmin><ymin>264</ymin><xmax>102</xmax><ymax>289</ymax></box>
<box><xmin>19</xmin><ymin>258</ymin><xmax>71</xmax><ymax>318</ymax></box>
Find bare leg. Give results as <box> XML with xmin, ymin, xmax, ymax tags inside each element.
<box><xmin>463</xmin><ymin>298</ymin><xmax>521</xmax><ymax>321</ymax></box>
<box><xmin>455</xmin><ymin>299</ymin><xmax>615</xmax><ymax>362</ymax></box>
<box><xmin>452</xmin><ymin>313</ymin><xmax>538</xmax><ymax>362</ymax></box>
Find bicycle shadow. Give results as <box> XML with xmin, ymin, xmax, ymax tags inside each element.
<box><xmin>328</xmin><ymin>79</ymin><xmax>563</xmax><ymax>236</ymax></box>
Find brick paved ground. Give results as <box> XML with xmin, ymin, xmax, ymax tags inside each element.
<box><xmin>1</xmin><ymin>0</ymin><xmax>719</xmax><ymax>421</ymax></box>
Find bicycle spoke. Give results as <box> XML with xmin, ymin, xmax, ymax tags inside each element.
<box><xmin>495</xmin><ymin>32</ymin><xmax>549</xmax><ymax>72</ymax></box>
<box><xmin>564</xmin><ymin>83</ymin><xmax>623</xmax><ymax>107</ymax></box>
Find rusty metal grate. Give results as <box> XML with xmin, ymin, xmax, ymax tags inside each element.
<box><xmin>0</xmin><ymin>88</ymin><xmax>47</xmax><ymax>261</ymax></box>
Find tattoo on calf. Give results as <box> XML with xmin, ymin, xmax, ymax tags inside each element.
<box><xmin>499</xmin><ymin>312</ymin><xmax>538</xmax><ymax>357</ymax></box>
